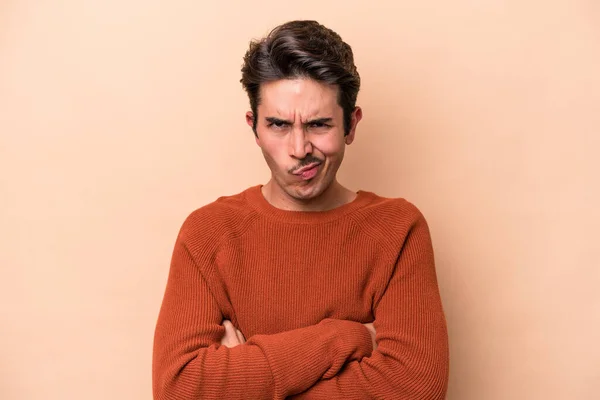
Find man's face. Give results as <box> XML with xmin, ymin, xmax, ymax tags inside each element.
<box><xmin>246</xmin><ymin>78</ymin><xmax>361</xmax><ymax>202</ymax></box>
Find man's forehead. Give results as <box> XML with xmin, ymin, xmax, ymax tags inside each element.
<box><xmin>258</xmin><ymin>79</ymin><xmax>339</xmax><ymax>119</ymax></box>
<box><xmin>260</xmin><ymin>79</ymin><xmax>337</xmax><ymax>101</ymax></box>
<box><xmin>267</xmin><ymin>107</ymin><xmax>333</xmax><ymax>120</ymax></box>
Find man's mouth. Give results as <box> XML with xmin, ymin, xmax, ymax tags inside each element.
<box><xmin>293</xmin><ymin>162</ymin><xmax>321</xmax><ymax>175</ymax></box>
<box><xmin>292</xmin><ymin>162</ymin><xmax>322</xmax><ymax>180</ymax></box>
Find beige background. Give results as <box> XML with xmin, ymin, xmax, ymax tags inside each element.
<box><xmin>1</xmin><ymin>0</ymin><xmax>599</xmax><ymax>399</ymax></box>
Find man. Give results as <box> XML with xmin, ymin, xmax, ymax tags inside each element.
<box><xmin>152</xmin><ymin>20</ymin><xmax>449</xmax><ymax>399</ymax></box>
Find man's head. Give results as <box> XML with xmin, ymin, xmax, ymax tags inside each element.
<box><xmin>240</xmin><ymin>20</ymin><xmax>362</xmax><ymax>202</ymax></box>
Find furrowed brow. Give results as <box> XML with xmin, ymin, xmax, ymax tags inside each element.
<box><xmin>305</xmin><ymin>117</ymin><xmax>333</xmax><ymax>125</ymax></box>
<box><xmin>265</xmin><ymin>117</ymin><xmax>291</xmax><ymax>125</ymax></box>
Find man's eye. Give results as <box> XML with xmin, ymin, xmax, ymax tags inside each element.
<box><xmin>269</xmin><ymin>121</ymin><xmax>288</xmax><ymax>129</ymax></box>
<box><xmin>310</xmin><ymin>122</ymin><xmax>329</xmax><ymax>129</ymax></box>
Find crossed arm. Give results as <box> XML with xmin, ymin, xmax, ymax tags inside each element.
<box><xmin>152</xmin><ymin>215</ymin><xmax>449</xmax><ymax>399</ymax></box>
<box><xmin>219</xmin><ymin>320</ymin><xmax>377</xmax><ymax>351</ymax></box>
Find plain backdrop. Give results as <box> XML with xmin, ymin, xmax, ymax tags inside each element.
<box><xmin>1</xmin><ymin>1</ymin><xmax>599</xmax><ymax>399</ymax></box>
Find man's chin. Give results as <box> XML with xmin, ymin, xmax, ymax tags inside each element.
<box><xmin>288</xmin><ymin>180</ymin><xmax>326</xmax><ymax>201</ymax></box>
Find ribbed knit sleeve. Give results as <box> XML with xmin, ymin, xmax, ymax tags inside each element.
<box><xmin>152</xmin><ymin>229</ymin><xmax>373</xmax><ymax>400</ymax></box>
<box><xmin>290</xmin><ymin>211</ymin><xmax>449</xmax><ymax>399</ymax></box>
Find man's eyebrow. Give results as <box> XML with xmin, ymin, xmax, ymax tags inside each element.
<box><xmin>265</xmin><ymin>117</ymin><xmax>291</xmax><ymax>124</ymax></box>
<box><xmin>305</xmin><ymin>117</ymin><xmax>333</xmax><ymax>124</ymax></box>
<box><xmin>265</xmin><ymin>117</ymin><xmax>333</xmax><ymax>124</ymax></box>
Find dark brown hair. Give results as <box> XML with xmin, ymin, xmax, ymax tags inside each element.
<box><xmin>240</xmin><ymin>20</ymin><xmax>360</xmax><ymax>136</ymax></box>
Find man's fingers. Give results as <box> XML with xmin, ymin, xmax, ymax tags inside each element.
<box><xmin>236</xmin><ymin>329</ymin><xmax>246</xmax><ymax>344</ymax></box>
<box><xmin>221</xmin><ymin>320</ymin><xmax>245</xmax><ymax>348</ymax></box>
<box><xmin>221</xmin><ymin>320</ymin><xmax>232</xmax><ymax>339</ymax></box>
<box><xmin>362</xmin><ymin>322</ymin><xmax>377</xmax><ymax>351</ymax></box>
<box><xmin>223</xmin><ymin>320</ymin><xmax>234</xmax><ymax>335</ymax></box>
<box><xmin>221</xmin><ymin>320</ymin><xmax>238</xmax><ymax>347</ymax></box>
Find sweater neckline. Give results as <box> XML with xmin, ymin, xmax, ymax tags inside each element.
<box><xmin>244</xmin><ymin>185</ymin><xmax>373</xmax><ymax>224</ymax></box>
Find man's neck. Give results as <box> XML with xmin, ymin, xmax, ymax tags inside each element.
<box><xmin>261</xmin><ymin>180</ymin><xmax>357</xmax><ymax>212</ymax></box>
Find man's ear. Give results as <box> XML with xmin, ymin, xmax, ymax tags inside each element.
<box><xmin>245</xmin><ymin>111</ymin><xmax>254</xmax><ymax>128</ymax></box>
<box><xmin>345</xmin><ymin>106</ymin><xmax>362</xmax><ymax>145</ymax></box>
<box><xmin>246</xmin><ymin>111</ymin><xmax>259</xmax><ymax>140</ymax></box>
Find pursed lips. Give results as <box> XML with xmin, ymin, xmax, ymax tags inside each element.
<box><xmin>292</xmin><ymin>162</ymin><xmax>321</xmax><ymax>175</ymax></box>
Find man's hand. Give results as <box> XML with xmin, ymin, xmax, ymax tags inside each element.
<box><xmin>220</xmin><ymin>320</ymin><xmax>246</xmax><ymax>348</ymax></box>
<box><xmin>362</xmin><ymin>323</ymin><xmax>377</xmax><ymax>351</ymax></box>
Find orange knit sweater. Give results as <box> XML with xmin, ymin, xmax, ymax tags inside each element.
<box><xmin>152</xmin><ymin>185</ymin><xmax>449</xmax><ymax>399</ymax></box>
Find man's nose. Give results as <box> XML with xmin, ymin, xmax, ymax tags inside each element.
<box><xmin>289</xmin><ymin>128</ymin><xmax>313</xmax><ymax>159</ymax></box>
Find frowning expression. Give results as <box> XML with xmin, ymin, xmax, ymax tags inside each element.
<box><xmin>247</xmin><ymin>78</ymin><xmax>361</xmax><ymax>202</ymax></box>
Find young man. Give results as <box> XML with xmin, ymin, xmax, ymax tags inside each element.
<box><xmin>153</xmin><ymin>20</ymin><xmax>449</xmax><ymax>399</ymax></box>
